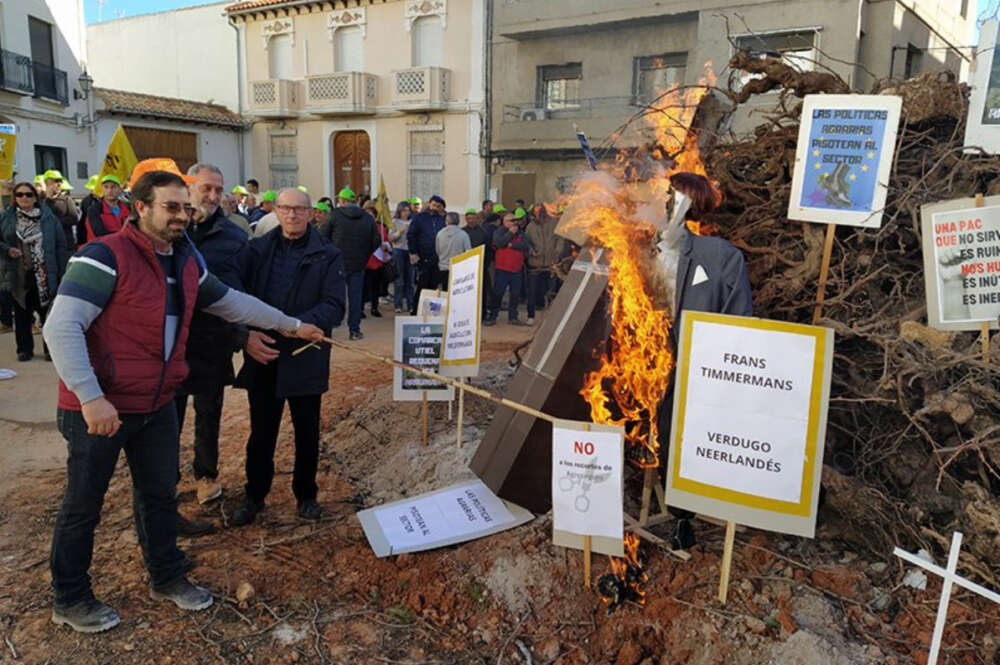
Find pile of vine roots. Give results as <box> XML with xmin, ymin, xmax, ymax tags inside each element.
<box><xmin>703</xmin><ymin>55</ymin><xmax>1000</xmax><ymax>582</ymax></box>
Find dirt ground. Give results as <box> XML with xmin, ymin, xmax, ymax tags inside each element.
<box><xmin>0</xmin><ymin>313</ymin><xmax>997</xmax><ymax>665</ymax></box>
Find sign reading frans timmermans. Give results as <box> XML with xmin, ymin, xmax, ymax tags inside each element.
<box><xmin>665</xmin><ymin>311</ymin><xmax>834</xmax><ymax>538</ymax></box>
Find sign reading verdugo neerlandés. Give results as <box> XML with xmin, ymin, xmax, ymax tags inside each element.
<box><xmin>665</xmin><ymin>312</ymin><xmax>834</xmax><ymax>538</ymax></box>
<box><xmin>357</xmin><ymin>480</ymin><xmax>534</xmax><ymax>557</ymax></box>
<box><xmin>921</xmin><ymin>196</ymin><xmax>1000</xmax><ymax>331</ymax></box>
<box><xmin>441</xmin><ymin>245</ymin><xmax>484</xmax><ymax>377</ymax></box>
<box><xmin>393</xmin><ymin>316</ymin><xmax>454</xmax><ymax>402</ymax></box>
<box><xmin>551</xmin><ymin>420</ymin><xmax>623</xmax><ymax>543</ymax></box>
<box><xmin>788</xmin><ymin>94</ymin><xmax>901</xmax><ymax>228</ymax></box>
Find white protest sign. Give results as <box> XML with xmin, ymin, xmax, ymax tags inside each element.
<box><xmin>666</xmin><ymin>311</ymin><xmax>833</xmax><ymax>538</ymax></box>
<box><xmin>788</xmin><ymin>94</ymin><xmax>901</xmax><ymax>228</ymax></box>
<box><xmin>417</xmin><ymin>289</ymin><xmax>447</xmax><ymax>318</ymax></box>
<box><xmin>441</xmin><ymin>245</ymin><xmax>484</xmax><ymax>377</ymax></box>
<box><xmin>921</xmin><ymin>196</ymin><xmax>1000</xmax><ymax>331</ymax></box>
<box><xmin>551</xmin><ymin>421</ymin><xmax>623</xmax><ymax>540</ymax></box>
<box><xmin>356</xmin><ymin>479</ymin><xmax>533</xmax><ymax>557</ymax></box>
<box><xmin>393</xmin><ymin>316</ymin><xmax>454</xmax><ymax>402</ymax></box>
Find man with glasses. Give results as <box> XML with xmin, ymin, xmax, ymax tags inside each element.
<box><xmin>232</xmin><ymin>188</ymin><xmax>345</xmax><ymax>526</ymax></box>
<box><xmin>42</xmin><ymin>170</ymin><xmax>325</xmax><ymax>633</ymax></box>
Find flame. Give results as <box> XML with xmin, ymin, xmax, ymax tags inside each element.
<box><xmin>573</xmin><ymin>64</ymin><xmax>718</xmax><ymax>468</ymax></box>
<box><xmin>600</xmin><ymin>533</ymin><xmax>647</xmax><ymax>610</ymax></box>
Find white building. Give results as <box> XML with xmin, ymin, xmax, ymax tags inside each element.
<box><xmin>0</xmin><ymin>0</ymin><xmax>96</xmax><ymax>191</ymax></box>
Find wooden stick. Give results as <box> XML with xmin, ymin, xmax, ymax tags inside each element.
<box><xmin>982</xmin><ymin>321</ymin><xmax>991</xmax><ymax>363</ymax></box>
<box><xmin>456</xmin><ymin>379</ymin><xmax>466</xmax><ymax>448</ymax></box>
<box><xmin>448</xmin><ymin>397</ymin><xmax>453</xmax><ymax>422</ymax></box>
<box><xmin>653</xmin><ymin>473</ymin><xmax>668</xmax><ymax>513</ymax></box>
<box><xmin>638</xmin><ymin>467</ymin><xmax>655</xmax><ymax>525</ymax></box>
<box><xmin>294</xmin><ymin>336</ymin><xmax>559</xmax><ymax>424</ymax></box>
<box><xmin>422</xmin><ymin>391</ymin><xmax>429</xmax><ymax>446</ymax></box>
<box><xmin>812</xmin><ymin>223</ymin><xmax>836</xmax><ymax>325</ymax></box>
<box><xmin>623</xmin><ymin>514</ymin><xmax>691</xmax><ymax>561</ymax></box>
<box><xmin>717</xmin><ymin>521</ymin><xmax>736</xmax><ymax>604</ymax></box>
<box><xmin>583</xmin><ymin>535</ymin><xmax>592</xmax><ymax>589</ymax></box>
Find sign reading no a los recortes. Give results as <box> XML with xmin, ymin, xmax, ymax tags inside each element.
<box><xmin>921</xmin><ymin>196</ymin><xmax>1000</xmax><ymax>331</ymax></box>
<box><xmin>665</xmin><ymin>312</ymin><xmax>834</xmax><ymax>538</ymax></box>
<box><xmin>441</xmin><ymin>245</ymin><xmax>484</xmax><ymax>377</ymax></box>
<box><xmin>393</xmin><ymin>316</ymin><xmax>454</xmax><ymax>402</ymax></box>
<box><xmin>788</xmin><ymin>95</ymin><xmax>901</xmax><ymax>228</ymax></box>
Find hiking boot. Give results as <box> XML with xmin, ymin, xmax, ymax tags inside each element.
<box><xmin>349</xmin><ymin>331</ymin><xmax>364</xmax><ymax>341</ymax></box>
<box><xmin>177</xmin><ymin>514</ymin><xmax>216</xmax><ymax>537</ymax></box>
<box><xmin>196</xmin><ymin>478</ymin><xmax>223</xmax><ymax>505</ymax></box>
<box><xmin>297</xmin><ymin>499</ymin><xmax>322</xmax><ymax>521</ymax></box>
<box><xmin>52</xmin><ymin>598</ymin><xmax>121</xmax><ymax>633</ymax></box>
<box><xmin>150</xmin><ymin>577</ymin><xmax>213</xmax><ymax>611</ymax></box>
<box><xmin>232</xmin><ymin>497</ymin><xmax>264</xmax><ymax>527</ymax></box>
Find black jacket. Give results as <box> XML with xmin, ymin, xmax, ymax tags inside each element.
<box><xmin>181</xmin><ymin>208</ymin><xmax>250</xmax><ymax>393</ymax></box>
<box><xmin>235</xmin><ymin>225</ymin><xmax>346</xmax><ymax>398</ymax></box>
<box><xmin>320</xmin><ymin>204</ymin><xmax>379</xmax><ymax>273</ymax></box>
<box><xmin>464</xmin><ymin>224</ymin><xmax>489</xmax><ymax>249</ymax></box>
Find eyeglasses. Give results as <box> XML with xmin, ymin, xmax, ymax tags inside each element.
<box><xmin>276</xmin><ymin>205</ymin><xmax>311</xmax><ymax>216</ymax></box>
<box><xmin>14</xmin><ymin>191</ymin><xmax>36</xmax><ymax>199</ymax></box>
<box><xmin>158</xmin><ymin>202</ymin><xmax>196</xmax><ymax>216</ymax></box>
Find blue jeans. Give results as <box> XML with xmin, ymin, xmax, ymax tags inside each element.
<box><xmin>51</xmin><ymin>403</ymin><xmax>186</xmax><ymax>606</ymax></box>
<box><xmin>527</xmin><ymin>269</ymin><xmax>551</xmax><ymax>318</ymax></box>
<box><xmin>490</xmin><ymin>269</ymin><xmax>522</xmax><ymax>321</ymax></box>
<box><xmin>392</xmin><ymin>249</ymin><xmax>414</xmax><ymax>310</ymax></box>
<box><xmin>346</xmin><ymin>270</ymin><xmax>365</xmax><ymax>334</ymax></box>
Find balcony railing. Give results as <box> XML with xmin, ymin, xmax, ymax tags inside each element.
<box><xmin>0</xmin><ymin>49</ymin><xmax>34</xmax><ymax>95</ymax></box>
<box><xmin>304</xmin><ymin>72</ymin><xmax>377</xmax><ymax>115</ymax></box>
<box><xmin>248</xmin><ymin>79</ymin><xmax>301</xmax><ymax>118</ymax></box>
<box><xmin>32</xmin><ymin>61</ymin><xmax>68</xmax><ymax>104</ymax></box>
<box><xmin>390</xmin><ymin>66</ymin><xmax>451</xmax><ymax>111</ymax></box>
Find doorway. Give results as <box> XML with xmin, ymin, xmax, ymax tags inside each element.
<box><xmin>333</xmin><ymin>130</ymin><xmax>371</xmax><ymax>198</ymax></box>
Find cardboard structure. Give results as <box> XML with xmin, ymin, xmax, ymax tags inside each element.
<box><xmin>470</xmin><ymin>251</ymin><xmax>610</xmax><ymax>513</ymax></box>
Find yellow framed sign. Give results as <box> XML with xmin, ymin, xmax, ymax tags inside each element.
<box><xmin>665</xmin><ymin>311</ymin><xmax>834</xmax><ymax>538</ymax></box>
<box><xmin>440</xmin><ymin>244</ymin><xmax>484</xmax><ymax>377</ymax></box>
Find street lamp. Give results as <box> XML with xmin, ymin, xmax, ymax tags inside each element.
<box><xmin>75</xmin><ymin>70</ymin><xmax>93</xmax><ymax>100</ymax></box>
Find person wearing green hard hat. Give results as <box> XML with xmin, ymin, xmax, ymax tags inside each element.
<box><xmin>492</xmin><ymin>203</ymin><xmax>508</xmax><ymax>214</ymax></box>
<box><xmin>320</xmin><ymin>184</ymin><xmax>380</xmax><ymax>339</ymax></box>
<box><xmin>75</xmin><ymin>177</ymin><xmax>102</xmax><ymax>244</ymax></box>
<box><xmin>311</xmin><ymin>201</ymin><xmax>331</xmax><ymax>226</ymax></box>
<box><xmin>85</xmin><ymin>175</ymin><xmax>99</xmax><ymax>192</ymax></box>
<box><xmin>248</xmin><ymin>190</ymin><xmax>275</xmax><ymax>226</ymax></box>
<box><xmin>82</xmin><ymin>174</ymin><xmax>130</xmax><ymax>243</ymax></box>
<box><xmin>409</xmin><ymin>196</ymin><xmax>421</xmax><ymax>214</ymax></box>
<box><xmin>41</xmin><ymin>169</ymin><xmax>79</xmax><ymax>250</ymax></box>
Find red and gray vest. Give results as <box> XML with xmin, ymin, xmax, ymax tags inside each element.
<box><xmin>57</xmin><ymin>224</ymin><xmax>200</xmax><ymax>414</ymax></box>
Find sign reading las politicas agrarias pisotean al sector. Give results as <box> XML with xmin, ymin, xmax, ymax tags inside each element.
<box><xmin>441</xmin><ymin>245</ymin><xmax>484</xmax><ymax>377</ymax></box>
<box><xmin>921</xmin><ymin>196</ymin><xmax>1000</xmax><ymax>331</ymax></box>
<box><xmin>665</xmin><ymin>312</ymin><xmax>834</xmax><ymax>538</ymax></box>
<box><xmin>788</xmin><ymin>94</ymin><xmax>901</xmax><ymax>228</ymax></box>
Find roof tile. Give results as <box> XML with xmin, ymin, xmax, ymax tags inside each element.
<box><xmin>95</xmin><ymin>87</ymin><xmax>246</xmax><ymax>128</ymax></box>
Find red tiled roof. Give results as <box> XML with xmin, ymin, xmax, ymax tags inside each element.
<box><xmin>95</xmin><ymin>88</ymin><xmax>246</xmax><ymax>128</ymax></box>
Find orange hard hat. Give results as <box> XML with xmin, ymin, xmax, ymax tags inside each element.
<box><xmin>127</xmin><ymin>158</ymin><xmax>195</xmax><ymax>188</ymax></box>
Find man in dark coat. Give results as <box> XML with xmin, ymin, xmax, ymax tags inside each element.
<box><xmin>320</xmin><ymin>186</ymin><xmax>378</xmax><ymax>341</ymax></box>
<box><xmin>175</xmin><ymin>164</ymin><xmax>249</xmax><ymax>508</ymax></box>
<box><xmin>406</xmin><ymin>194</ymin><xmax>446</xmax><ymax>314</ymax></box>
<box><xmin>233</xmin><ymin>188</ymin><xmax>346</xmax><ymax>525</ymax></box>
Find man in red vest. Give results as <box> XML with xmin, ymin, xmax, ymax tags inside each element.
<box><xmin>42</xmin><ymin>170</ymin><xmax>324</xmax><ymax>633</ymax></box>
<box><xmin>83</xmin><ymin>174</ymin><xmax>130</xmax><ymax>242</ymax></box>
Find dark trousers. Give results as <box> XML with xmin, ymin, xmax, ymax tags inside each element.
<box><xmin>483</xmin><ymin>265</ymin><xmax>496</xmax><ymax>319</ymax></box>
<box><xmin>439</xmin><ymin>269</ymin><xmax>450</xmax><ymax>290</ymax></box>
<box><xmin>411</xmin><ymin>259</ymin><xmax>441</xmax><ymax>315</ymax></box>
<box><xmin>0</xmin><ymin>290</ymin><xmax>12</xmax><ymax>326</ymax></box>
<box><xmin>490</xmin><ymin>269</ymin><xmax>522</xmax><ymax>321</ymax></box>
<box><xmin>50</xmin><ymin>404</ymin><xmax>185</xmax><ymax>606</ymax></box>
<box><xmin>244</xmin><ymin>362</ymin><xmax>321</xmax><ymax>504</ymax></box>
<box><xmin>527</xmin><ymin>269</ymin><xmax>551</xmax><ymax>318</ymax></box>
<box><xmin>174</xmin><ymin>384</ymin><xmax>225</xmax><ymax>480</ymax></box>
<box><xmin>392</xmin><ymin>249</ymin><xmax>414</xmax><ymax>310</ymax></box>
<box><xmin>364</xmin><ymin>268</ymin><xmax>382</xmax><ymax>312</ymax></box>
<box><xmin>346</xmin><ymin>270</ymin><xmax>364</xmax><ymax>334</ymax></box>
<box><xmin>12</xmin><ymin>277</ymin><xmax>48</xmax><ymax>357</ymax></box>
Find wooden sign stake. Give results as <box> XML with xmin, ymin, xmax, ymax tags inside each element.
<box><xmin>456</xmin><ymin>379</ymin><xmax>466</xmax><ymax>448</ymax></box>
<box><xmin>422</xmin><ymin>391</ymin><xmax>429</xmax><ymax>446</ymax></box>
<box><xmin>717</xmin><ymin>520</ymin><xmax>736</xmax><ymax>604</ymax></box>
<box><xmin>583</xmin><ymin>422</ymin><xmax>593</xmax><ymax>588</ymax></box>
<box><xmin>894</xmin><ymin>532</ymin><xmax>1000</xmax><ymax>665</ymax></box>
<box><xmin>812</xmin><ymin>223</ymin><xmax>836</xmax><ymax>325</ymax></box>
<box><xmin>975</xmin><ymin>194</ymin><xmax>990</xmax><ymax>362</ymax></box>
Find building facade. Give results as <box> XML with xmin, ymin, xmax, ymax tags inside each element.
<box><xmin>226</xmin><ymin>0</ymin><xmax>486</xmax><ymax>209</ymax></box>
<box><xmin>488</xmin><ymin>0</ymin><xmax>974</xmax><ymax>206</ymax></box>
<box><xmin>0</xmin><ymin>0</ymin><xmax>95</xmax><ymax>191</ymax></box>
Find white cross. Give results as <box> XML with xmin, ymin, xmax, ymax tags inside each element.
<box><xmin>893</xmin><ymin>532</ymin><xmax>1000</xmax><ymax>665</ymax></box>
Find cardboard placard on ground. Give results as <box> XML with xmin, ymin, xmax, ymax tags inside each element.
<box><xmin>551</xmin><ymin>420</ymin><xmax>624</xmax><ymax>555</ymax></box>
<box><xmin>441</xmin><ymin>245</ymin><xmax>484</xmax><ymax>377</ymax></box>
<box><xmin>964</xmin><ymin>20</ymin><xmax>1000</xmax><ymax>152</ymax></box>
<box><xmin>417</xmin><ymin>290</ymin><xmax>448</xmax><ymax>318</ymax></box>
<box><xmin>665</xmin><ymin>311</ymin><xmax>834</xmax><ymax>538</ymax></box>
<box><xmin>787</xmin><ymin>94</ymin><xmax>901</xmax><ymax>228</ymax></box>
<box><xmin>356</xmin><ymin>479</ymin><xmax>534</xmax><ymax>557</ymax></box>
<box><xmin>393</xmin><ymin>316</ymin><xmax>454</xmax><ymax>402</ymax></box>
<box><xmin>921</xmin><ymin>196</ymin><xmax>1000</xmax><ymax>331</ymax></box>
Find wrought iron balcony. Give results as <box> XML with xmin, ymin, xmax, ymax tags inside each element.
<box><xmin>32</xmin><ymin>61</ymin><xmax>68</xmax><ymax>104</ymax></box>
<box><xmin>0</xmin><ymin>49</ymin><xmax>34</xmax><ymax>95</ymax></box>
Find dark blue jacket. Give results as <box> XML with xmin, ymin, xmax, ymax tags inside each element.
<box><xmin>182</xmin><ymin>208</ymin><xmax>249</xmax><ymax>392</ymax></box>
<box><xmin>235</xmin><ymin>224</ymin><xmax>346</xmax><ymax>398</ymax></box>
<box><xmin>0</xmin><ymin>204</ymin><xmax>70</xmax><ymax>298</ymax></box>
<box><xmin>406</xmin><ymin>211</ymin><xmax>446</xmax><ymax>263</ymax></box>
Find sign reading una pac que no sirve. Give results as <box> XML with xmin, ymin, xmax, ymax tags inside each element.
<box><xmin>665</xmin><ymin>312</ymin><xmax>834</xmax><ymax>538</ymax></box>
<box><xmin>788</xmin><ymin>94</ymin><xmax>901</xmax><ymax>228</ymax></box>
<box><xmin>441</xmin><ymin>245</ymin><xmax>484</xmax><ymax>377</ymax></box>
<box><xmin>921</xmin><ymin>196</ymin><xmax>1000</xmax><ymax>331</ymax></box>
<box><xmin>393</xmin><ymin>316</ymin><xmax>454</xmax><ymax>402</ymax></box>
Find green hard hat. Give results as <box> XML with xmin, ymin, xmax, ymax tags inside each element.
<box><xmin>465</xmin><ymin>208</ymin><xmax>478</xmax><ymax>215</ymax></box>
<box><xmin>232</xmin><ymin>185</ymin><xmax>249</xmax><ymax>195</ymax></box>
<box><xmin>513</xmin><ymin>207</ymin><xmax>527</xmax><ymax>220</ymax></box>
<box><xmin>86</xmin><ymin>175</ymin><xmax>99</xmax><ymax>190</ymax></box>
<box><xmin>337</xmin><ymin>186</ymin><xmax>356</xmax><ymax>201</ymax></box>
<box><xmin>33</xmin><ymin>174</ymin><xmax>45</xmax><ymax>186</ymax></box>
<box><xmin>409</xmin><ymin>196</ymin><xmax>422</xmax><ymax>205</ymax></box>
<box><xmin>492</xmin><ymin>203</ymin><xmax>508</xmax><ymax>213</ymax></box>
<box><xmin>260</xmin><ymin>190</ymin><xmax>277</xmax><ymax>202</ymax></box>
<box><xmin>297</xmin><ymin>185</ymin><xmax>309</xmax><ymax>193</ymax></box>
<box><xmin>101</xmin><ymin>174</ymin><xmax>122</xmax><ymax>186</ymax></box>
<box><xmin>43</xmin><ymin>169</ymin><xmax>65</xmax><ymax>182</ymax></box>
<box><xmin>314</xmin><ymin>202</ymin><xmax>332</xmax><ymax>212</ymax></box>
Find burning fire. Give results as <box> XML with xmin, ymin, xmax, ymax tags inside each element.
<box><xmin>597</xmin><ymin>533</ymin><xmax>648</xmax><ymax>613</ymax></box>
<box><xmin>572</xmin><ymin>64</ymin><xmax>718</xmax><ymax>468</ymax></box>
